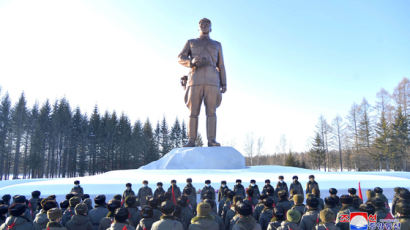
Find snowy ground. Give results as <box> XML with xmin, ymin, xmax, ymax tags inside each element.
<box><xmin>0</xmin><ymin>165</ymin><xmax>408</xmax><ymax>204</ymax></box>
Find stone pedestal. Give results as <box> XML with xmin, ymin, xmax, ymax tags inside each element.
<box><xmin>140</xmin><ymin>147</ymin><xmax>245</xmax><ymax>169</ymax></box>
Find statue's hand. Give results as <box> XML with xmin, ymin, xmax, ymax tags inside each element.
<box><xmin>220</xmin><ymin>86</ymin><xmax>227</xmax><ymax>94</ymax></box>
<box><xmin>192</xmin><ymin>56</ymin><xmax>201</xmax><ymax>67</ymax></box>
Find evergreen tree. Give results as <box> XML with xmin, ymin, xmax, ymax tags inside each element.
<box><xmin>88</xmin><ymin>106</ymin><xmax>100</xmax><ymax>175</ymax></box>
<box><xmin>285</xmin><ymin>152</ymin><xmax>298</xmax><ymax>167</ymax></box>
<box><xmin>131</xmin><ymin>120</ymin><xmax>144</xmax><ymax>168</ymax></box>
<box><xmin>142</xmin><ymin>119</ymin><xmax>159</xmax><ymax>164</ymax></box>
<box><xmin>195</xmin><ymin>133</ymin><xmax>204</xmax><ymax>147</ymax></box>
<box><xmin>116</xmin><ymin>114</ymin><xmax>132</xmax><ymax>169</ymax></box>
<box><xmin>373</xmin><ymin>111</ymin><xmax>391</xmax><ymax>170</ymax></box>
<box><xmin>310</xmin><ymin>132</ymin><xmax>325</xmax><ymax>170</ymax></box>
<box><xmin>160</xmin><ymin>117</ymin><xmax>171</xmax><ymax>156</ymax></box>
<box><xmin>181</xmin><ymin>120</ymin><xmax>188</xmax><ymax>145</ymax></box>
<box><xmin>170</xmin><ymin>118</ymin><xmax>182</xmax><ymax>148</ymax></box>
<box><xmin>391</xmin><ymin>106</ymin><xmax>408</xmax><ymax>170</ymax></box>
<box><xmin>0</xmin><ymin>94</ymin><xmax>11</xmax><ymax>180</ymax></box>
<box><xmin>11</xmin><ymin>93</ymin><xmax>28</xmax><ymax>179</ymax></box>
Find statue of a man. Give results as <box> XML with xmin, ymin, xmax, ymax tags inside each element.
<box><xmin>178</xmin><ymin>18</ymin><xmax>227</xmax><ymax>147</ymax></box>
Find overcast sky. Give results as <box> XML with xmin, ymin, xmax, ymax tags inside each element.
<box><xmin>0</xmin><ymin>0</ymin><xmax>409</xmax><ymax>154</ymax></box>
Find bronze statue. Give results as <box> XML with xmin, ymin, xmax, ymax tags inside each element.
<box><xmin>178</xmin><ymin>18</ymin><xmax>227</xmax><ymax>147</ymax></box>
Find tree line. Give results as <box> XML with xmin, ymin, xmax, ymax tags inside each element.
<box><xmin>0</xmin><ymin>88</ymin><xmax>201</xmax><ymax>180</ymax></box>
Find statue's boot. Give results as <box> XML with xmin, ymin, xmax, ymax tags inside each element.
<box><xmin>183</xmin><ymin>117</ymin><xmax>198</xmax><ymax>147</ymax></box>
<box><xmin>207</xmin><ymin>116</ymin><xmax>220</xmax><ymax>147</ymax></box>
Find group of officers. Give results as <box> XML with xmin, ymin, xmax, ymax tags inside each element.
<box><xmin>0</xmin><ymin>175</ymin><xmax>409</xmax><ymax>230</ymax></box>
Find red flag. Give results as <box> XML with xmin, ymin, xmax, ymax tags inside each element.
<box><xmin>358</xmin><ymin>181</ymin><xmax>363</xmax><ymax>200</ymax></box>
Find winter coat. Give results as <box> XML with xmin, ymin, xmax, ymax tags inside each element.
<box><xmin>218</xmin><ymin>187</ymin><xmax>228</xmax><ymax>202</ymax></box>
<box><xmin>106</xmin><ymin>222</ymin><xmax>133</xmax><ymax>230</ymax></box>
<box><xmin>189</xmin><ymin>216</ymin><xmax>219</xmax><ymax>230</ymax></box>
<box><xmin>276</xmin><ymin>199</ymin><xmax>293</xmax><ymax>217</ymax></box>
<box><xmin>201</xmin><ymin>186</ymin><xmax>216</xmax><ymax>201</ymax></box>
<box><xmin>88</xmin><ymin>205</ymin><xmax>109</xmax><ymax>230</ymax></box>
<box><xmin>298</xmin><ymin>209</ymin><xmax>320</xmax><ymax>230</ymax></box>
<box><xmin>261</xmin><ymin>185</ymin><xmax>274</xmax><ymax>197</ymax></box>
<box><xmin>277</xmin><ymin>221</ymin><xmax>301</xmax><ymax>230</ymax></box>
<box><xmin>61</xmin><ymin>207</ymin><xmax>75</xmax><ymax>226</ymax></box>
<box><xmin>275</xmin><ymin>182</ymin><xmax>289</xmax><ymax>199</ymax></box>
<box><xmin>127</xmin><ymin>207</ymin><xmax>141</xmax><ymax>227</ymax></box>
<box><xmin>28</xmin><ymin>198</ymin><xmax>40</xmax><ymax>220</ymax></box>
<box><xmin>211</xmin><ymin>213</ymin><xmax>224</xmax><ymax>230</ymax></box>
<box><xmin>184</xmin><ymin>184</ymin><xmax>197</xmax><ymax>211</ymax></box>
<box><xmin>224</xmin><ymin>207</ymin><xmax>236</xmax><ymax>230</ymax></box>
<box><xmin>259</xmin><ymin>208</ymin><xmax>274</xmax><ymax>230</ymax></box>
<box><xmin>153</xmin><ymin>209</ymin><xmax>162</xmax><ymax>222</ymax></box>
<box><xmin>229</xmin><ymin>215</ymin><xmax>240</xmax><ymax>230</ymax></box>
<box><xmin>180</xmin><ymin>206</ymin><xmax>194</xmax><ymax>230</ymax></box>
<box><xmin>221</xmin><ymin>200</ymin><xmax>233</xmax><ymax>222</ymax></box>
<box><xmin>232</xmin><ymin>215</ymin><xmax>262</xmax><ymax>230</ymax></box>
<box><xmin>335</xmin><ymin>207</ymin><xmax>351</xmax><ymax>230</ymax></box>
<box><xmin>267</xmin><ymin>221</ymin><xmax>282</xmax><ymax>230</ymax></box>
<box><xmin>253</xmin><ymin>203</ymin><xmax>265</xmax><ymax>221</ymax></box>
<box><xmin>289</xmin><ymin>182</ymin><xmax>304</xmax><ymax>198</ymax></box>
<box><xmin>33</xmin><ymin>211</ymin><xmax>49</xmax><ymax>229</ymax></box>
<box><xmin>233</xmin><ymin>184</ymin><xmax>245</xmax><ymax>199</ymax></box>
<box><xmin>44</xmin><ymin>222</ymin><xmax>67</xmax><ymax>230</ymax></box>
<box><xmin>317</xmin><ymin>197</ymin><xmax>324</xmax><ymax>211</ymax></box>
<box><xmin>392</xmin><ymin>194</ymin><xmax>399</xmax><ymax>215</ymax></box>
<box><xmin>326</xmin><ymin>206</ymin><xmax>339</xmax><ymax>218</ymax></box>
<box><xmin>292</xmin><ymin>204</ymin><xmax>306</xmax><ymax>216</ymax></box>
<box><xmin>151</xmin><ymin>215</ymin><xmax>184</xmax><ymax>230</ymax></box>
<box><xmin>315</xmin><ymin>223</ymin><xmax>340</xmax><ymax>230</ymax></box>
<box><xmin>398</xmin><ymin>216</ymin><xmax>410</xmax><ymax>230</ymax></box>
<box><xmin>153</xmin><ymin>188</ymin><xmax>165</xmax><ymax>199</ymax></box>
<box><xmin>305</xmin><ymin>181</ymin><xmax>319</xmax><ymax>195</ymax></box>
<box><xmin>167</xmin><ymin>185</ymin><xmax>182</xmax><ymax>204</ymax></box>
<box><xmin>0</xmin><ymin>216</ymin><xmax>39</xmax><ymax>230</ymax></box>
<box><xmin>138</xmin><ymin>186</ymin><xmax>153</xmax><ymax>206</ymax></box>
<box><xmin>136</xmin><ymin>218</ymin><xmax>154</xmax><ymax>230</ymax></box>
<box><xmin>98</xmin><ymin>217</ymin><xmax>113</xmax><ymax>230</ymax></box>
<box><xmin>218</xmin><ymin>198</ymin><xmax>226</xmax><ymax>217</ymax></box>
<box><xmin>70</xmin><ymin>186</ymin><xmax>84</xmax><ymax>197</ymax></box>
<box><xmin>122</xmin><ymin>189</ymin><xmax>135</xmax><ymax>200</ymax></box>
<box><xmin>65</xmin><ymin>215</ymin><xmax>92</xmax><ymax>230</ymax></box>
<box><xmin>248</xmin><ymin>185</ymin><xmax>261</xmax><ymax>206</ymax></box>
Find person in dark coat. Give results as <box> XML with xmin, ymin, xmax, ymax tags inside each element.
<box><xmin>200</xmin><ymin>180</ymin><xmax>216</xmax><ymax>201</ymax></box>
<box><xmin>61</xmin><ymin>196</ymin><xmax>81</xmax><ymax>226</ymax></box>
<box><xmin>46</xmin><ymin>208</ymin><xmax>67</xmax><ymax>230</ymax></box>
<box><xmin>13</xmin><ymin>195</ymin><xmax>32</xmax><ymax>222</ymax></box>
<box><xmin>203</xmin><ymin>199</ymin><xmax>224</xmax><ymax>230</ymax></box>
<box><xmin>137</xmin><ymin>206</ymin><xmax>155</xmax><ymax>230</ymax></box>
<box><xmin>233</xmin><ymin>180</ymin><xmax>245</xmax><ymax>199</ymax></box>
<box><xmin>88</xmin><ymin>195</ymin><xmax>108</xmax><ymax>230</ymax></box>
<box><xmin>336</xmin><ymin>195</ymin><xmax>356</xmax><ymax>230</ymax></box>
<box><xmin>289</xmin><ymin>176</ymin><xmax>304</xmax><ymax>200</ymax></box>
<box><xmin>1</xmin><ymin>195</ymin><xmax>11</xmax><ymax>207</ymax></box>
<box><xmin>167</xmin><ymin>180</ymin><xmax>182</xmax><ymax>205</ymax></box>
<box><xmin>298</xmin><ymin>197</ymin><xmax>320</xmax><ymax>230</ymax></box>
<box><xmin>33</xmin><ymin>200</ymin><xmax>58</xmax><ymax>229</ymax></box>
<box><xmin>232</xmin><ymin>200</ymin><xmax>261</xmax><ymax>230</ymax></box>
<box><xmin>275</xmin><ymin>190</ymin><xmax>292</xmax><ymax>219</ymax></box>
<box><xmin>0</xmin><ymin>205</ymin><xmax>7</xmax><ymax>226</ymax></box>
<box><xmin>324</xmin><ymin>196</ymin><xmax>339</xmax><ymax>217</ymax></box>
<box><xmin>316</xmin><ymin>208</ymin><xmax>338</xmax><ymax>230</ymax></box>
<box><xmin>220</xmin><ymin>190</ymin><xmax>235</xmax><ymax>222</ymax></box>
<box><xmin>253</xmin><ymin>195</ymin><xmax>267</xmax><ymax>222</ymax></box>
<box><xmin>148</xmin><ymin>198</ymin><xmax>162</xmax><ymax>222</ymax></box>
<box><xmin>373</xmin><ymin>198</ymin><xmax>391</xmax><ymax>222</ymax></box>
<box><xmin>154</xmin><ymin>182</ymin><xmax>166</xmax><ymax>199</ymax></box>
<box><xmin>328</xmin><ymin>188</ymin><xmax>341</xmax><ymax>209</ymax></box>
<box><xmin>248</xmin><ymin>180</ymin><xmax>261</xmax><ymax>206</ymax></box>
<box><xmin>274</xmin><ymin>208</ymin><xmax>301</xmax><ymax>230</ymax></box>
<box><xmin>0</xmin><ymin>203</ymin><xmax>39</xmax><ymax>230</ymax></box>
<box><xmin>391</xmin><ymin>187</ymin><xmax>402</xmax><ymax>215</ymax></box>
<box><xmin>184</xmin><ymin>178</ymin><xmax>197</xmax><ymax>212</ymax></box>
<box><xmin>259</xmin><ymin>198</ymin><xmax>274</xmax><ymax>230</ymax></box>
<box><xmin>217</xmin><ymin>181</ymin><xmax>229</xmax><ymax>204</ymax></box>
<box><xmin>274</xmin><ymin>176</ymin><xmax>288</xmax><ymax>201</ymax></box>
<box><xmin>65</xmin><ymin>203</ymin><xmax>92</xmax><ymax>230</ymax></box>
<box><xmin>305</xmin><ymin>175</ymin><xmax>319</xmax><ymax>195</ymax></box>
<box><xmin>291</xmin><ymin>194</ymin><xmax>305</xmax><ymax>216</ymax></box>
<box><xmin>98</xmin><ymin>200</ymin><xmax>121</xmax><ymax>230</ymax></box>
<box><xmin>188</xmin><ymin>201</ymin><xmax>219</xmax><ymax>230</ymax></box>
<box><xmin>177</xmin><ymin>196</ymin><xmax>194</xmax><ymax>230</ymax></box>
<box><xmin>70</xmin><ymin>180</ymin><xmax>84</xmax><ymax>197</ymax></box>
<box><xmin>28</xmin><ymin>191</ymin><xmax>41</xmax><ymax>220</ymax></box>
<box><xmin>373</xmin><ymin>187</ymin><xmax>389</xmax><ymax>211</ymax></box>
<box><xmin>107</xmin><ymin>207</ymin><xmax>133</xmax><ymax>230</ymax></box>
<box><xmin>312</xmin><ymin>188</ymin><xmax>324</xmax><ymax>211</ymax></box>
<box><xmin>122</xmin><ymin>183</ymin><xmax>135</xmax><ymax>201</ymax></box>
<box><xmin>224</xmin><ymin>196</ymin><xmax>241</xmax><ymax>230</ymax></box>
<box><xmin>124</xmin><ymin>195</ymin><xmax>141</xmax><ymax>227</ymax></box>
<box><xmin>395</xmin><ymin>201</ymin><xmax>410</xmax><ymax>230</ymax></box>
<box><xmin>138</xmin><ymin>180</ymin><xmax>153</xmax><ymax>207</ymax></box>
<box><xmin>261</xmin><ymin>180</ymin><xmax>274</xmax><ymax>198</ymax></box>
<box><xmin>151</xmin><ymin>200</ymin><xmax>184</xmax><ymax>230</ymax></box>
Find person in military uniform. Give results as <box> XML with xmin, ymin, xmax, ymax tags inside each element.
<box><xmin>253</xmin><ymin>195</ymin><xmax>267</xmax><ymax>222</ymax></box>
<box><xmin>217</xmin><ymin>181</ymin><xmax>228</xmax><ymax>203</ymax></box>
<box><xmin>46</xmin><ymin>208</ymin><xmax>67</xmax><ymax>230</ymax></box>
<box><xmin>138</xmin><ymin>180</ymin><xmax>153</xmax><ymax>207</ymax></box>
<box><xmin>0</xmin><ymin>203</ymin><xmax>39</xmax><ymax>230</ymax></box>
<box><xmin>122</xmin><ymin>183</ymin><xmax>135</xmax><ymax>201</ymax></box>
<box><xmin>328</xmin><ymin>188</ymin><xmax>341</xmax><ymax>209</ymax></box>
<box><xmin>200</xmin><ymin>180</ymin><xmax>216</xmax><ymax>201</ymax></box>
<box><xmin>167</xmin><ymin>180</ymin><xmax>182</xmax><ymax>205</ymax></box>
<box><xmin>298</xmin><ymin>197</ymin><xmax>320</xmax><ymax>230</ymax></box>
<box><xmin>184</xmin><ymin>178</ymin><xmax>197</xmax><ymax>212</ymax></box>
<box><xmin>0</xmin><ymin>205</ymin><xmax>7</xmax><ymax>226</ymax></box>
<box><xmin>98</xmin><ymin>200</ymin><xmax>121</xmax><ymax>230</ymax></box>
<box><xmin>28</xmin><ymin>191</ymin><xmax>41</xmax><ymax>220</ymax></box>
<box><xmin>365</xmin><ymin>189</ymin><xmax>375</xmax><ymax>204</ymax></box>
<box><xmin>188</xmin><ymin>201</ymin><xmax>219</xmax><ymax>230</ymax></box>
<box><xmin>224</xmin><ymin>196</ymin><xmax>241</xmax><ymax>230</ymax></box>
<box><xmin>137</xmin><ymin>206</ymin><xmax>155</xmax><ymax>230</ymax></box>
<box><xmin>324</xmin><ymin>197</ymin><xmax>339</xmax><ymax>217</ymax></box>
<box><xmin>289</xmin><ymin>176</ymin><xmax>304</xmax><ymax>200</ymax></box>
<box><xmin>61</xmin><ymin>196</ymin><xmax>81</xmax><ymax>226</ymax></box>
<box><xmin>151</xmin><ymin>200</ymin><xmax>184</xmax><ymax>230</ymax></box>
<box><xmin>335</xmin><ymin>195</ymin><xmax>356</xmax><ymax>230</ymax></box>
<box><xmin>275</xmin><ymin>191</ymin><xmax>292</xmax><ymax>219</ymax></box>
<box><xmin>232</xmin><ymin>200</ymin><xmax>261</xmax><ymax>230</ymax></box>
<box><xmin>258</xmin><ymin>198</ymin><xmax>274</xmax><ymax>230</ymax></box>
<box><xmin>292</xmin><ymin>194</ymin><xmax>306</xmax><ymax>216</ymax></box>
<box><xmin>154</xmin><ymin>182</ymin><xmax>165</xmax><ymax>199</ymax></box>
<box><xmin>261</xmin><ymin>180</ymin><xmax>275</xmax><ymax>200</ymax></box>
<box><xmin>106</xmin><ymin>207</ymin><xmax>133</xmax><ymax>230</ymax></box>
<box><xmin>305</xmin><ymin>175</ymin><xmax>319</xmax><ymax>195</ymax></box>
<box><xmin>178</xmin><ymin>18</ymin><xmax>227</xmax><ymax>147</ymax></box>
<box><xmin>177</xmin><ymin>196</ymin><xmax>194</xmax><ymax>230</ymax></box>
<box><xmin>88</xmin><ymin>195</ymin><xmax>108</xmax><ymax>230</ymax></box>
<box><xmin>124</xmin><ymin>195</ymin><xmax>141</xmax><ymax>227</ymax></box>
<box><xmin>275</xmin><ymin>209</ymin><xmax>301</xmax><ymax>230</ymax></box>
<box><xmin>395</xmin><ymin>200</ymin><xmax>410</xmax><ymax>230</ymax></box>
<box><xmin>233</xmin><ymin>180</ymin><xmax>245</xmax><ymax>199</ymax></box>
<box><xmin>275</xmin><ymin>176</ymin><xmax>288</xmax><ymax>200</ymax></box>
<box><xmin>65</xmin><ymin>203</ymin><xmax>93</xmax><ymax>230</ymax></box>
<box><xmin>316</xmin><ymin>208</ymin><xmax>338</xmax><ymax>230</ymax></box>
<box><xmin>248</xmin><ymin>180</ymin><xmax>261</xmax><ymax>206</ymax></box>
<box><xmin>70</xmin><ymin>180</ymin><xmax>84</xmax><ymax>197</ymax></box>
<box><xmin>220</xmin><ymin>190</ymin><xmax>234</xmax><ymax>222</ymax></box>
<box><xmin>203</xmin><ymin>199</ymin><xmax>224</xmax><ymax>230</ymax></box>
<box><xmin>34</xmin><ymin>200</ymin><xmax>58</xmax><ymax>229</ymax></box>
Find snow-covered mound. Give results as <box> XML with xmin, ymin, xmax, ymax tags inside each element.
<box><xmin>140</xmin><ymin>147</ymin><xmax>246</xmax><ymax>169</ymax></box>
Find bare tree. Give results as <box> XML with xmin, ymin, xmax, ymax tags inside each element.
<box><xmin>332</xmin><ymin>115</ymin><xmax>344</xmax><ymax>171</ymax></box>
<box><xmin>244</xmin><ymin>133</ymin><xmax>254</xmax><ymax>166</ymax></box>
<box><xmin>256</xmin><ymin>137</ymin><xmax>264</xmax><ymax>165</ymax></box>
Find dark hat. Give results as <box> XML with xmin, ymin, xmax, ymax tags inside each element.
<box><xmin>143</xmin><ymin>180</ymin><xmax>148</xmax><ymax>184</ymax></box>
<box><xmin>348</xmin><ymin>188</ymin><xmax>357</xmax><ymax>195</ymax></box>
<box><xmin>82</xmin><ymin>194</ymin><xmax>90</xmax><ymax>200</ymax></box>
<box><xmin>394</xmin><ymin>187</ymin><xmax>402</xmax><ymax>194</ymax></box>
<box><xmin>236</xmin><ymin>200</ymin><xmax>252</xmax><ymax>216</ymax></box>
<box><xmin>47</xmin><ymin>195</ymin><xmax>56</xmax><ymax>200</ymax></box>
<box><xmin>250</xmin><ymin>179</ymin><xmax>256</xmax><ymax>184</ymax></box>
<box><xmin>47</xmin><ymin>208</ymin><xmax>63</xmax><ymax>221</ymax></box>
<box><xmin>278</xmin><ymin>175</ymin><xmax>284</xmax><ymax>179</ymax></box>
<box><xmin>227</xmin><ymin>190</ymin><xmax>235</xmax><ymax>199</ymax></box>
<box><xmin>94</xmin><ymin>195</ymin><xmax>106</xmax><ymax>205</ymax></box>
<box><xmin>160</xmin><ymin>200</ymin><xmax>175</xmax><ymax>215</ymax></box>
<box><xmin>141</xmin><ymin>205</ymin><xmax>153</xmax><ymax>218</ymax></box>
<box><xmin>107</xmin><ymin>200</ymin><xmax>122</xmax><ymax>212</ymax></box>
<box><xmin>75</xmin><ymin>203</ymin><xmax>88</xmax><ymax>215</ymax></box>
<box><xmin>265</xmin><ymin>179</ymin><xmax>270</xmax><ymax>183</ymax></box>
<box><xmin>197</xmin><ymin>202</ymin><xmax>212</xmax><ymax>217</ymax></box>
<box><xmin>306</xmin><ymin>197</ymin><xmax>319</xmax><ymax>208</ymax></box>
<box><xmin>324</xmin><ymin>197</ymin><xmax>336</xmax><ymax>207</ymax></box>
<box><xmin>42</xmin><ymin>200</ymin><xmax>58</xmax><ymax>211</ymax></box>
<box><xmin>374</xmin><ymin>187</ymin><xmax>383</xmax><ymax>193</ymax></box>
<box><xmin>124</xmin><ymin>195</ymin><xmax>137</xmax><ymax>208</ymax></box>
<box><xmin>320</xmin><ymin>208</ymin><xmax>335</xmax><ymax>223</ymax></box>
<box><xmin>287</xmin><ymin>209</ymin><xmax>301</xmax><ymax>223</ymax></box>
<box><xmin>263</xmin><ymin>198</ymin><xmax>274</xmax><ymax>208</ymax></box>
<box><xmin>9</xmin><ymin>203</ymin><xmax>26</xmax><ymax>217</ymax></box>
<box><xmin>59</xmin><ymin>200</ymin><xmax>69</xmax><ymax>210</ymax></box>
<box><xmin>13</xmin><ymin>195</ymin><xmax>26</xmax><ymax>204</ymax></box>
<box><xmin>69</xmin><ymin>196</ymin><xmax>81</xmax><ymax>207</ymax></box>
<box><xmin>114</xmin><ymin>207</ymin><xmax>129</xmax><ymax>222</ymax></box>
<box><xmin>329</xmin><ymin>188</ymin><xmax>337</xmax><ymax>195</ymax></box>
<box><xmin>293</xmin><ymin>194</ymin><xmax>304</xmax><ymax>204</ymax></box>
<box><xmin>66</xmin><ymin>193</ymin><xmax>75</xmax><ymax>201</ymax></box>
<box><xmin>340</xmin><ymin>195</ymin><xmax>353</xmax><ymax>205</ymax></box>
<box><xmin>126</xmin><ymin>183</ymin><xmax>132</xmax><ymax>187</ymax></box>
<box><xmin>373</xmin><ymin>198</ymin><xmax>385</xmax><ymax>208</ymax></box>
<box><xmin>221</xmin><ymin>180</ymin><xmax>227</xmax><ymax>184</ymax></box>
<box><xmin>359</xmin><ymin>203</ymin><xmax>376</xmax><ymax>215</ymax></box>
<box><xmin>278</xmin><ymin>190</ymin><xmax>287</xmax><ymax>198</ymax></box>
<box><xmin>399</xmin><ymin>189</ymin><xmax>410</xmax><ymax>200</ymax></box>
<box><xmin>186</xmin><ymin>178</ymin><xmax>192</xmax><ymax>183</ymax></box>
<box><xmin>31</xmin><ymin>190</ymin><xmax>41</xmax><ymax>198</ymax></box>
<box><xmin>292</xmin><ymin>175</ymin><xmax>298</xmax><ymax>180</ymax></box>
<box><xmin>171</xmin><ymin>179</ymin><xmax>176</xmax><ymax>184</ymax></box>
<box><xmin>396</xmin><ymin>201</ymin><xmax>410</xmax><ymax>215</ymax></box>
<box><xmin>309</xmin><ymin>175</ymin><xmax>315</xmax><ymax>179</ymax></box>
<box><xmin>236</xmin><ymin>179</ymin><xmax>242</xmax><ymax>183</ymax></box>
<box><xmin>0</xmin><ymin>205</ymin><xmax>8</xmax><ymax>215</ymax></box>
<box><xmin>205</xmin><ymin>180</ymin><xmax>211</xmax><ymax>184</ymax></box>
<box><xmin>157</xmin><ymin>182</ymin><xmax>163</xmax><ymax>186</ymax></box>
<box><xmin>1</xmin><ymin>194</ymin><xmax>11</xmax><ymax>202</ymax></box>
<box><xmin>74</xmin><ymin>180</ymin><xmax>80</xmax><ymax>185</ymax></box>
<box><xmin>113</xmin><ymin>194</ymin><xmax>122</xmax><ymax>201</ymax></box>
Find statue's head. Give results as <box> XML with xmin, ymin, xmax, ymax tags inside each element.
<box><xmin>199</xmin><ymin>18</ymin><xmax>211</xmax><ymax>35</ymax></box>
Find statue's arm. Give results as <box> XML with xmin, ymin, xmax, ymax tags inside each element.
<box><xmin>217</xmin><ymin>44</ymin><xmax>227</xmax><ymax>91</ymax></box>
<box><xmin>178</xmin><ymin>40</ymin><xmax>192</xmax><ymax>68</ymax></box>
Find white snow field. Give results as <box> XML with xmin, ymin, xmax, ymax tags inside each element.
<box><xmin>0</xmin><ymin>165</ymin><xmax>408</xmax><ymax>204</ymax></box>
<box><xmin>141</xmin><ymin>147</ymin><xmax>245</xmax><ymax>169</ymax></box>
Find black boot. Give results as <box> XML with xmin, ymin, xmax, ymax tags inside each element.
<box><xmin>183</xmin><ymin>139</ymin><xmax>196</xmax><ymax>147</ymax></box>
<box><xmin>208</xmin><ymin>139</ymin><xmax>221</xmax><ymax>147</ymax></box>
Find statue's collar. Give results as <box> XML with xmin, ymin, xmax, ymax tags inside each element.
<box><xmin>199</xmin><ymin>34</ymin><xmax>210</xmax><ymax>40</ymax></box>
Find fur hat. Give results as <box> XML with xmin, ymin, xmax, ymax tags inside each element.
<box><xmin>66</xmin><ymin>193</ymin><xmax>75</xmax><ymax>201</ymax></box>
<box><xmin>396</xmin><ymin>201</ymin><xmax>410</xmax><ymax>215</ymax></box>
<box><xmin>177</xmin><ymin>196</ymin><xmax>188</xmax><ymax>208</ymax></box>
<box><xmin>160</xmin><ymin>200</ymin><xmax>175</xmax><ymax>215</ymax></box>
<box><xmin>205</xmin><ymin>180</ymin><xmax>211</xmax><ymax>184</ymax></box>
<box><xmin>83</xmin><ymin>198</ymin><xmax>92</xmax><ymax>209</ymax></box>
<box><xmin>366</xmin><ymin>189</ymin><xmax>375</xmax><ymax>199</ymax></box>
<box><xmin>47</xmin><ymin>208</ymin><xmax>63</xmax><ymax>221</ymax></box>
<box><xmin>141</xmin><ymin>205</ymin><xmax>153</xmax><ymax>218</ymax></box>
<box><xmin>250</xmin><ymin>179</ymin><xmax>256</xmax><ymax>184</ymax></box>
<box><xmin>340</xmin><ymin>195</ymin><xmax>353</xmax><ymax>205</ymax></box>
<box><xmin>278</xmin><ymin>190</ymin><xmax>287</xmax><ymax>198</ymax></box>
<box><xmin>1</xmin><ymin>195</ymin><xmax>11</xmax><ymax>203</ymax></box>
<box><xmin>278</xmin><ymin>175</ymin><xmax>284</xmax><ymax>180</ymax></box>
<box><xmin>265</xmin><ymin>179</ymin><xmax>270</xmax><ymax>183</ymax></box>
<box><xmin>348</xmin><ymin>188</ymin><xmax>357</xmax><ymax>195</ymax></box>
<box><xmin>126</xmin><ymin>183</ymin><xmax>132</xmax><ymax>187</ymax></box>
<box><xmin>399</xmin><ymin>189</ymin><xmax>410</xmax><ymax>201</ymax></box>
<box><xmin>221</xmin><ymin>180</ymin><xmax>227</xmax><ymax>185</ymax></box>
<box><xmin>236</xmin><ymin>200</ymin><xmax>252</xmax><ymax>216</ymax></box>
<box><xmin>74</xmin><ymin>180</ymin><xmax>80</xmax><ymax>185</ymax></box>
<box><xmin>264</xmin><ymin>198</ymin><xmax>274</xmax><ymax>208</ymax></box>
<box><xmin>124</xmin><ymin>195</ymin><xmax>137</xmax><ymax>208</ymax></box>
<box><xmin>287</xmin><ymin>208</ymin><xmax>301</xmax><ymax>223</ymax></box>
<box><xmin>359</xmin><ymin>203</ymin><xmax>375</xmax><ymax>215</ymax></box>
<box><xmin>186</xmin><ymin>178</ymin><xmax>192</xmax><ymax>183</ymax></box>
<box><xmin>293</xmin><ymin>194</ymin><xmax>304</xmax><ymax>205</ymax></box>
<box><xmin>114</xmin><ymin>207</ymin><xmax>129</xmax><ymax>222</ymax></box>
<box><xmin>374</xmin><ymin>187</ymin><xmax>383</xmax><ymax>194</ymax></box>
<box><xmin>0</xmin><ymin>205</ymin><xmax>8</xmax><ymax>215</ymax></box>
<box><xmin>107</xmin><ymin>200</ymin><xmax>122</xmax><ymax>212</ymax></box>
<box><xmin>31</xmin><ymin>190</ymin><xmax>41</xmax><ymax>198</ymax></box>
<box><xmin>42</xmin><ymin>200</ymin><xmax>58</xmax><ymax>211</ymax></box>
<box><xmin>82</xmin><ymin>194</ymin><xmax>90</xmax><ymax>200</ymax></box>
<box><xmin>292</xmin><ymin>175</ymin><xmax>298</xmax><ymax>180</ymax></box>
<box><xmin>94</xmin><ymin>195</ymin><xmax>106</xmax><ymax>205</ymax></box>
<box><xmin>142</xmin><ymin>180</ymin><xmax>148</xmax><ymax>184</ymax></box>
<box><xmin>60</xmin><ymin>200</ymin><xmax>69</xmax><ymax>210</ymax></box>
<box><xmin>306</xmin><ymin>197</ymin><xmax>319</xmax><ymax>208</ymax></box>
<box><xmin>197</xmin><ymin>202</ymin><xmax>212</xmax><ymax>217</ymax></box>
<box><xmin>236</xmin><ymin>179</ymin><xmax>242</xmax><ymax>183</ymax></box>
<box><xmin>69</xmin><ymin>196</ymin><xmax>81</xmax><ymax>207</ymax></box>
<box><xmin>320</xmin><ymin>208</ymin><xmax>335</xmax><ymax>223</ymax></box>
<box><xmin>75</xmin><ymin>203</ymin><xmax>88</xmax><ymax>216</ymax></box>
<box><xmin>329</xmin><ymin>188</ymin><xmax>337</xmax><ymax>195</ymax></box>
<box><xmin>8</xmin><ymin>203</ymin><xmax>26</xmax><ymax>217</ymax></box>
<box><xmin>157</xmin><ymin>182</ymin><xmax>163</xmax><ymax>186</ymax></box>
<box><xmin>170</xmin><ymin>179</ymin><xmax>177</xmax><ymax>184</ymax></box>
<box><xmin>13</xmin><ymin>195</ymin><xmax>26</xmax><ymax>204</ymax></box>
<box><xmin>309</xmin><ymin>175</ymin><xmax>315</xmax><ymax>179</ymax></box>
<box><xmin>373</xmin><ymin>198</ymin><xmax>385</xmax><ymax>208</ymax></box>
<box><xmin>113</xmin><ymin>194</ymin><xmax>122</xmax><ymax>201</ymax></box>
<box><xmin>324</xmin><ymin>197</ymin><xmax>336</xmax><ymax>207</ymax></box>
<box><xmin>312</xmin><ymin>188</ymin><xmax>320</xmax><ymax>197</ymax></box>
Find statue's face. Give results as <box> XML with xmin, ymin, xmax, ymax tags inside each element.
<box><xmin>199</xmin><ymin>21</ymin><xmax>211</xmax><ymax>34</ymax></box>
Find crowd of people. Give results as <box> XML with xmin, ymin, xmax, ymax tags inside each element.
<box><xmin>0</xmin><ymin>175</ymin><xmax>409</xmax><ymax>230</ymax></box>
